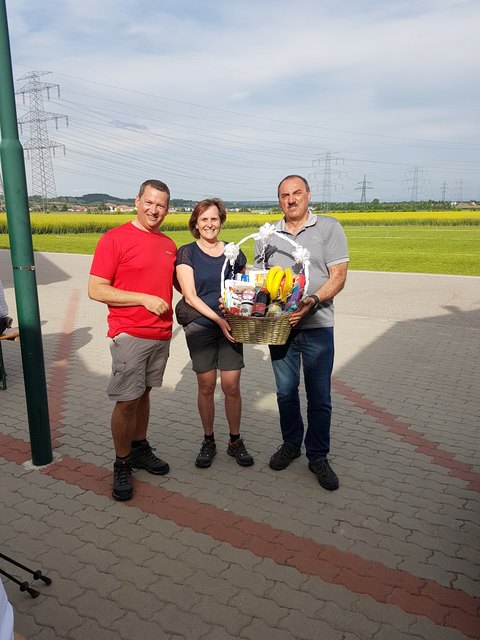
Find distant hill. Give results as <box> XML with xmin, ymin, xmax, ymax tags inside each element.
<box><xmin>80</xmin><ymin>193</ymin><xmax>130</xmax><ymax>204</ymax></box>
<box><xmin>76</xmin><ymin>195</ymin><xmax>277</xmax><ymax>206</ymax></box>
<box><xmin>52</xmin><ymin>193</ymin><xmax>132</xmax><ymax>205</ymax></box>
<box><xmin>56</xmin><ymin>194</ymin><xmax>198</xmax><ymax>207</ymax></box>
<box><xmin>56</xmin><ymin>194</ymin><xmax>276</xmax><ymax>209</ymax></box>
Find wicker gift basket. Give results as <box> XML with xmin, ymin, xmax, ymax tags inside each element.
<box><xmin>221</xmin><ymin>223</ymin><xmax>310</xmax><ymax>345</ymax></box>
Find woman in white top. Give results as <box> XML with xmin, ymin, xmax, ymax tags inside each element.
<box><xmin>0</xmin><ymin>279</ymin><xmax>13</xmax><ymax>335</ymax></box>
<box><xmin>0</xmin><ymin>578</ymin><xmax>14</xmax><ymax>640</ymax></box>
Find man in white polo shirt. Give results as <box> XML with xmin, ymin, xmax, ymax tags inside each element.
<box><xmin>255</xmin><ymin>175</ymin><xmax>349</xmax><ymax>490</ymax></box>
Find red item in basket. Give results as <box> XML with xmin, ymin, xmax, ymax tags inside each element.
<box><xmin>251</xmin><ymin>288</ymin><xmax>270</xmax><ymax>317</ymax></box>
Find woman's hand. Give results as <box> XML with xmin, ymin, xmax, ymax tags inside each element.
<box><xmin>218</xmin><ymin>297</ymin><xmax>227</xmax><ymax>316</ymax></box>
<box><xmin>217</xmin><ymin>316</ymin><xmax>236</xmax><ymax>342</ymax></box>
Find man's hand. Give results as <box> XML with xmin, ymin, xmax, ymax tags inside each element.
<box><xmin>142</xmin><ymin>294</ymin><xmax>170</xmax><ymax>316</ymax></box>
<box><xmin>88</xmin><ymin>275</ymin><xmax>170</xmax><ymax>315</ymax></box>
<box><xmin>288</xmin><ymin>297</ymin><xmax>316</xmax><ymax>326</ymax></box>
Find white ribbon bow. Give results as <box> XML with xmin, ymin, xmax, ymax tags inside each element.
<box><xmin>292</xmin><ymin>245</ymin><xmax>310</xmax><ymax>265</ymax></box>
<box><xmin>223</xmin><ymin>242</ymin><xmax>240</xmax><ymax>265</ymax></box>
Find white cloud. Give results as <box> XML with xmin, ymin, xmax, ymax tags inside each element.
<box><xmin>228</xmin><ymin>92</ymin><xmax>250</xmax><ymax>102</ymax></box>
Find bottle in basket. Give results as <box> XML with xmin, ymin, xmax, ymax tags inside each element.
<box><xmin>266</xmin><ymin>301</ymin><xmax>283</xmax><ymax>317</ymax></box>
<box><xmin>239</xmin><ymin>285</ymin><xmax>255</xmax><ymax>316</ymax></box>
<box><xmin>251</xmin><ymin>288</ymin><xmax>270</xmax><ymax>317</ymax></box>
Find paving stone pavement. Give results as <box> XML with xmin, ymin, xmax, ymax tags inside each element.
<box><xmin>0</xmin><ymin>248</ymin><xmax>479</xmax><ymax>640</ymax></box>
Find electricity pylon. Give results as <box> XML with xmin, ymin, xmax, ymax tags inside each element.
<box><xmin>356</xmin><ymin>174</ymin><xmax>373</xmax><ymax>210</ymax></box>
<box><xmin>441</xmin><ymin>181</ymin><xmax>448</xmax><ymax>203</ymax></box>
<box><xmin>309</xmin><ymin>151</ymin><xmax>344</xmax><ymax>212</ymax></box>
<box><xmin>403</xmin><ymin>167</ymin><xmax>428</xmax><ymax>205</ymax></box>
<box><xmin>16</xmin><ymin>70</ymin><xmax>68</xmax><ymax>211</ymax></box>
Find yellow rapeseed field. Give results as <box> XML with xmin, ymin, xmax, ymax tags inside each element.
<box><xmin>0</xmin><ymin>210</ymin><xmax>479</xmax><ymax>234</ymax></box>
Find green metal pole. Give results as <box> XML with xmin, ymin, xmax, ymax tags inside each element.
<box><xmin>0</xmin><ymin>0</ymin><xmax>52</xmax><ymax>465</ymax></box>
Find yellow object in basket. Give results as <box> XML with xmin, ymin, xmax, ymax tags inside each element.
<box><xmin>279</xmin><ymin>267</ymin><xmax>293</xmax><ymax>302</ymax></box>
<box><xmin>265</xmin><ymin>265</ymin><xmax>282</xmax><ymax>295</ymax></box>
<box><xmin>266</xmin><ymin>265</ymin><xmax>285</xmax><ymax>300</ymax></box>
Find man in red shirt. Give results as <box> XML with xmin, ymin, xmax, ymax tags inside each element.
<box><xmin>89</xmin><ymin>180</ymin><xmax>176</xmax><ymax>501</ymax></box>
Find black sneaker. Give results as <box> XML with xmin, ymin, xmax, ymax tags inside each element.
<box><xmin>195</xmin><ymin>439</ymin><xmax>217</xmax><ymax>468</ymax></box>
<box><xmin>130</xmin><ymin>440</ymin><xmax>169</xmax><ymax>475</ymax></box>
<box><xmin>227</xmin><ymin>438</ymin><xmax>254</xmax><ymax>466</ymax></box>
<box><xmin>308</xmin><ymin>458</ymin><xmax>339</xmax><ymax>491</ymax></box>
<box><xmin>269</xmin><ymin>442</ymin><xmax>301</xmax><ymax>470</ymax></box>
<box><xmin>112</xmin><ymin>460</ymin><xmax>133</xmax><ymax>501</ymax></box>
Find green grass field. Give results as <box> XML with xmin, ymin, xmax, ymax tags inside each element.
<box><xmin>1</xmin><ymin>224</ymin><xmax>478</xmax><ymax>275</ymax></box>
<box><xmin>343</xmin><ymin>226</ymin><xmax>478</xmax><ymax>275</ymax></box>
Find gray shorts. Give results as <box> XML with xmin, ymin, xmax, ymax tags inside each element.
<box><xmin>107</xmin><ymin>333</ymin><xmax>170</xmax><ymax>401</ymax></box>
<box><xmin>184</xmin><ymin>322</ymin><xmax>244</xmax><ymax>373</ymax></box>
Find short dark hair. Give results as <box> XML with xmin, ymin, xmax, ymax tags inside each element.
<box><xmin>189</xmin><ymin>198</ymin><xmax>227</xmax><ymax>239</ymax></box>
<box><xmin>138</xmin><ymin>179</ymin><xmax>170</xmax><ymax>203</ymax></box>
<box><xmin>277</xmin><ymin>175</ymin><xmax>311</xmax><ymax>198</ymax></box>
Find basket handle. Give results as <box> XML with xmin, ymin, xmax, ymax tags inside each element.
<box><xmin>220</xmin><ymin>224</ymin><xmax>310</xmax><ymax>302</ymax></box>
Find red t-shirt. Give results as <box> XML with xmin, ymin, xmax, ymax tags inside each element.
<box><xmin>90</xmin><ymin>222</ymin><xmax>176</xmax><ymax>340</ymax></box>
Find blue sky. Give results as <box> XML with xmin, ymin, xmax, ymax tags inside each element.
<box><xmin>3</xmin><ymin>0</ymin><xmax>480</xmax><ymax>201</ymax></box>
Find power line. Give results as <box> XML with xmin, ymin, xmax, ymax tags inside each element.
<box><xmin>16</xmin><ymin>70</ymin><xmax>68</xmax><ymax>211</ymax></box>
<box><xmin>42</xmin><ymin>70</ymin><xmax>480</xmax><ymax>148</ymax></box>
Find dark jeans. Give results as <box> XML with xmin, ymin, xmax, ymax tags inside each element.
<box><xmin>269</xmin><ymin>327</ymin><xmax>334</xmax><ymax>461</ymax></box>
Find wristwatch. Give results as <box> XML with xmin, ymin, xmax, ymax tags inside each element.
<box><xmin>306</xmin><ymin>294</ymin><xmax>320</xmax><ymax>310</ymax></box>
